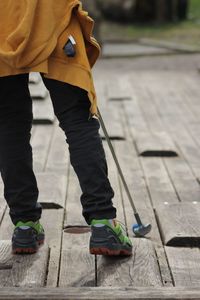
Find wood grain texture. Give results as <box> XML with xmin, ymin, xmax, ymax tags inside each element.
<box><xmin>59</xmin><ymin>231</ymin><xmax>95</xmax><ymax>287</ymax></box>
<box><xmin>97</xmin><ymin>80</ymin><xmax>125</xmax><ymax>140</ymax></box>
<box><xmin>45</xmin><ymin>125</ymin><xmax>69</xmax><ymax>173</ymax></box>
<box><xmin>0</xmin><ymin>241</ymin><xmax>49</xmax><ymax>287</ymax></box>
<box><xmin>59</xmin><ymin>167</ymin><xmax>95</xmax><ymax>287</ymax></box>
<box><xmin>140</xmin><ymin>157</ymin><xmax>178</xmax><ymax>207</ymax></box>
<box><xmin>98</xmin><ymin>238</ymin><xmax>162</xmax><ymax>287</ymax></box>
<box><xmin>163</xmin><ymin>157</ymin><xmax>200</xmax><ymax>203</ymax></box>
<box><xmin>0</xmin><ymin>198</ymin><xmax>6</xmax><ymax>227</ymax></box>
<box><xmin>42</xmin><ymin>209</ymin><xmax>65</xmax><ymax>287</ymax></box>
<box><xmin>29</xmin><ymin>72</ymin><xmax>41</xmax><ymax>84</ymax></box>
<box><xmin>106</xmin><ymin>76</ymin><xmax>132</xmax><ymax>101</ymax></box>
<box><xmin>97</xmin><ymin>141</ymin><xmax>134</xmax><ymax>287</ymax></box>
<box><xmin>114</xmin><ymin>139</ymin><xmax>173</xmax><ymax>286</ymax></box>
<box><xmin>33</xmin><ymin>95</ymin><xmax>55</xmax><ymax>124</ymax></box>
<box><xmin>0</xmin><ymin>287</ymin><xmax>200</xmax><ymax>300</ymax></box>
<box><xmin>36</xmin><ymin>173</ymin><xmax>67</xmax><ymax>208</ymax></box>
<box><xmin>64</xmin><ymin>166</ymin><xmax>85</xmax><ymax>227</ymax></box>
<box><xmin>29</xmin><ymin>80</ymin><xmax>48</xmax><ymax>100</ymax></box>
<box><xmin>0</xmin><ymin>208</ymin><xmax>12</xmax><ymax>240</ymax></box>
<box><xmin>166</xmin><ymin>247</ymin><xmax>200</xmax><ymax>286</ymax></box>
<box><xmin>135</xmin><ymin>131</ymin><xmax>178</xmax><ymax>157</ymax></box>
<box><xmin>31</xmin><ymin>125</ymin><xmax>54</xmax><ymax>172</ymax></box>
<box><xmin>156</xmin><ymin>203</ymin><xmax>200</xmax><ymax>246</ymax></box>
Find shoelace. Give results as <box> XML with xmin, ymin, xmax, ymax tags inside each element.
<box><xmin>115</xmin><ymin>220</ymin><xmax>129</xmax><ymax>236</ymax></box>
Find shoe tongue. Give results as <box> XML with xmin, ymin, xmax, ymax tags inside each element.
<box><xmin>19</xmin><ymin>226</ymin><xmax>30</xmax><ymax>230</ymax></box>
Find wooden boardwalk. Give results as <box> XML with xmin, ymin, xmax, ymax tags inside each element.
<box><xmin>0</xmin><ymin>54</ymin><xmax>200</xmax><ymax>299</ymax></box>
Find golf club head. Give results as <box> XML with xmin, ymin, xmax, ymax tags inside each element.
<box><xmin>132</xmin><ymin>223</ymin><xmax>152</xmax><ymax>237</ymax></box>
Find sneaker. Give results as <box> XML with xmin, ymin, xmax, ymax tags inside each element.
<box><xmin>12</xmin><ymin>221</ymin><xmax>45</xmax><ymax>254</ymax></box>
<box><xmin>90</xmin><ymin>219</ymin><xmax>132</xmax><ymax>256</ymax></box>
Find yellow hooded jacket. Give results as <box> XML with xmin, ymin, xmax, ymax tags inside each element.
<box><xmin>0</xmin><ymin>0</ymin><xmax>101</xmax><ymax>115</ymax></box>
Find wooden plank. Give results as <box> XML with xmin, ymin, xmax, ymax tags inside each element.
<box><xmin>114</xmin><ymin>140</ymin><xmax>173</xmax><ymax>287</ymax></box>
<box><xmin>1</xmin><ymin>287</ymin><xmax>200</xmax><ymax>300</ymax></box>
<box><xmin>36</xmin><ymin>172</ymin><xmax>67</xmax><ymax>208</ymax></box>
<box><xmin>29</xmin><ymin>72</ymin><xmax>41</xmax><ymax>84</ymax></box>
<box><xmin>0</xmin><ymin>179</ymin><xmax>6</xmax><ymax>226</ymax></box>
<box><xmin>140</xmin><ymin>157</ymin><xmax>178</xmax><ymax>208</ymax></box>
<box><xmin>0</xmin><ymin>203</ymin><xmax>64</xmax><ymax>287</ymax></box>
<box><xmin>163</xmin><ymin>157</ymin><xmax>200</xmax><ymax>203</ymax></box>
<box><xmin>59</xmin><ymin>166</ymin><xmax>95</xmax><ymax>287</ymax></box>
<box><xmin>118</xmin><ymin>104</ymin><xmax>173</xmax><ymax>287</ymax></box>
<box><xmin>31</xmin><ymin>125</ymin><xmax>54</xmax><ymax>172</ymax></box>
<box><xmin>166</xmin><ymin>247</ymin><xmax>200</xmax><ymax>286</ymax></box>
<box><xmin>63</xmin><ymin>165</ymin><xmax>85</xmax><ymax>227</ymax></box>
<box><xmin>97</xmin><ymin>142</ymin><xmax>138</xmax><ymax>287</ymax></box>
<box><xmin>33</xmin><ymin>95</ymin><xmax>55</xmax><ymax>124</ymax></box>
<box><xmin>0</xmin><ymin>206</ymin><xmax>64</xmax><ymax>287</ymax></box>
<box><xmin>139</xmin><ymin>38</ymin><xmax>200</xmax><ymax>53</ymax></box>
<box><xmin>98</xmin><ymin>238</ymin><xmax>162</xmax><ymax>287</ymax></box>
<box><xmin>96</xmin><ymin>80</ymin><xmax>125</xmax><ymax>140</ymax></box>
<box><xmin>0</xmin><ymin>241</ymin><xmax>49</xmax><ymax>287</ymax></box>
<box><xmin>42</xmin><ymin>209</ymin><xmax>64</xmax><ymax>287</ymax></box>
<box><xmin>29</xmin><ymin>80</ymin><xmax>48</xmax><ymax>100</ymax></box>
<box><xmin>45</xmin><ymin>125</ymin><xmax>69</xmax><ymax>173</ymax></box>
<box><xmin>135</xmin><ymin>131</ymin><xmax>178</xmax><ymax>157</ymax></box>
<box><xmin>0</xmin><ymin>208</ymin><xmax>12</xmax><ymax>240</ymax></box>
<box><xmin>106</xmin><ymin>76</ymin><xmax>132</xmax><ymax>101</ymax></box>
<box><xmin>0</xmin><ymin>197</ymin><xmax>6</xmax><ymax>227</ymax></box>
<box><xmin>59</xmin><ymin>230</ymin><xmax>96</xmax><ymax>287</ymax></box>
<box><xmin>155</xmin><ymin>203</ymin><xmax>200</xmax><ymax>246</ymax></box>
<box><xmin>144</xmin><ymin>71</ymin><xmax>200</xmax><ymax>181</ymax></box>
<box><xmin>103</xmin><ymin>43</ymin><xmax>174</xmax><ymax>58</ymax></box>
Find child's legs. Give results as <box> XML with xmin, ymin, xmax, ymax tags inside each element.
<box><xmin>42</xmin><ymin>77</ymin><xmax>116</xmax><ymax>224</ymax></box>
<box><xmin>0</xmin><ymin>74</ymin><xmax>42</xmax><ymax>224</ymax></box>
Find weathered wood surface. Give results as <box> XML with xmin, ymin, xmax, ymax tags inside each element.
<box><xmin>140</xmin><ymin>157</ymin><xmax>179</xmax><ymax>208</ymax></box>
<box><xmin>114</xmin><ymin>140</ymin><xmax>173</xmax><ymax>287</ymax></box>
<box><xmin>59</xmin><ymin>166</ymin><xmax>95</xmax><ymax>287</ymax></box>
<box><xmin>106</xmin><ymin>76</ymin><xmax>132</xmax><ymax>101</ymax></box>
<box><xmin>29</xmin><ymin>72</ymin><xmax>41</xmax><ymax>85</ymax></box>
<box><xmin>0</xmin><ymin>208</ymin><xmax>12</xmax><ymax>240</ymax></box>
<box><xmin>96</xmin><ymin>80</ymin><xmax>125</xmax><ymax>140</ymax></box>
<box><xmin>0</xmin><ymin>196</ymin><xmax>6</xmax><ymax>227</ymax></box>
<box><xmin>45</xmin><ymin>125</ymin><xmax>69</xmax><ymax>173</ymax></box>
<box><xmin>163</xmin><ymin>157</ymin><xmax>200</xmax><ymax>203</ymax></box>
<box><xmin>33</xmin><ymin>94</ymin><xmax>55</xmax><ymax>124</ymax></box>
<box><xmin>1</xmin><ymin>58</ymin><xmax>200</xmax><ymax>293</ymax></box>
<box><xmin>96</xmin><ymin>143</ymin><xmax>162</xmax><ymax>287</ymax></box>
<box><xmin>135</xmin><ymin>131</ymin><xmax>178</xmax><ymax>157</ymax></box>
<box><xmin>97</xmin><ymin>238</ymin><xmax>162</xmax><ymax>287</ymax></box>
<box><xmin>156</xmin><ymin>203</ymin><xmax>200</xmax><ymax>246</ymax></box>
<box><xmin>166</xmin><ymin>247</ymin><xmax>200</xmax><ymax>286</ymax></box>
<box><xmin>0</xmin><ymin>241</ymin><xmax>49</xmax><ymax>287</ymax></box>
<box><xmin>31</xmin><ymin>125</ymin><xmax>54</xmax><ymax>172</ymax></box>
<box><xmin>1</xmin><ymin>287</ymin><xmax>200</xmax><ymax>300</ymax></box>
<box><xmin>29</xmin><ymin>80</ymin><xmax>48</xmax><ymax>100</ymax></box>
<box><xmin>36</xmin><ymin>173</ymin><xmax>67</xmax><ymax>208</ymax></box>
<box><xmin>42</xmin><ymin>209</ymin><xmax>65</xmax><ymax>287</ymax></box>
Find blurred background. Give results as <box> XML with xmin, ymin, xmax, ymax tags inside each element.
<box><xmin>82</xmin><ymin>0</ymin><xmax>200</xmax><ymax>49</ymax></box>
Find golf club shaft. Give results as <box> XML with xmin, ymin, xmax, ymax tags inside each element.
<box><xmin>97</xmin><ymin>107</ymin><xmax>142</xmax><ymax>224</ymax></box>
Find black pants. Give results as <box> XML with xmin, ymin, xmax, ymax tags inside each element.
<box><xmin>0</xmin><ymin>74</ymin><xmax>116</xmax><ymax>225</ymax></box>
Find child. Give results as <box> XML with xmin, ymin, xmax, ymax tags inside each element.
<box><xmin>0</xmin><ymin>0</ymin><xmax>132</xmax><ymax>256</ymax></box>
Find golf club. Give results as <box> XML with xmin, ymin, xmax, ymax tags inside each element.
<box><xmin>97</xmin><ymin>107</ymin><xmax>152</xmax><ymax>237</ymax></box>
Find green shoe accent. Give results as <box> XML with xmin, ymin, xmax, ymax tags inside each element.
<box><xmin>91</xmin><ymin>219</ymin><xmax>132</xmax><ymax>247</ymax></box>
<box><xmin>12</xmin><ymin>221</ymin><xmax>45</xmax><ymax>254</ymax></box>
<box><xmin>15</xmin><ymin>221</ymin><xmax>44</xmax><ymax>235</ymax></box>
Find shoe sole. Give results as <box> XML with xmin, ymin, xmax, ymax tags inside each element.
<box><xmin>12</xmin><ymin>239</ymin><xmax>44</xmax><ymax>255</ymax></box>
<box><xmin>90</xmin><ymin>247</ymin><xmax>132</xmax><ymax>256</ymax></box>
